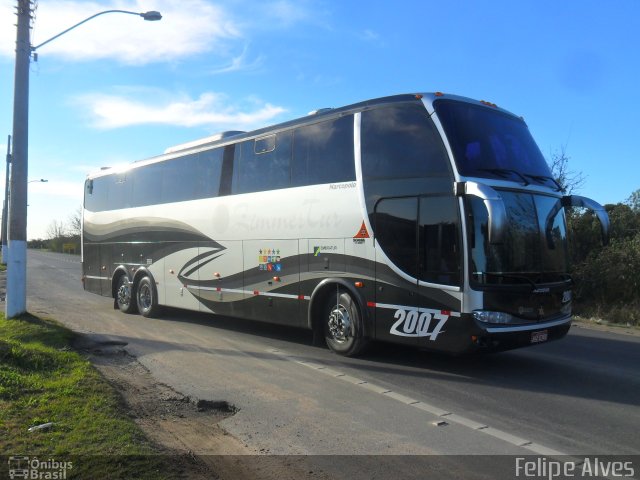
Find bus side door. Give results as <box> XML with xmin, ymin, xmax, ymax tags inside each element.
<box><xmin>373</xmin><ymin>195</ymin><xmax>462</xmax><ymax>346</ymax></box>
<box><xmin>373</xmin><ymin>197</ymin><xmax>420</xmax><ymax>346</ymax></box>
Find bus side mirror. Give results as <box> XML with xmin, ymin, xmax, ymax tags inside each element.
<box><xmin>545</xmin><ymin>195</ymin><xmax>610</xmax><ymax>248</ymax></box>
<box><xmin>455</xmin><ymin>182</ymin><xmax>506</xmax><ymax>244</ymax></box>
<box><xmin>564</xmin><ymin>195</ymin><xmax>610</xmax><ymax>246</ymax></box>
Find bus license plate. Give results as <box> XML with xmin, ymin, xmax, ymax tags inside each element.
<box><xmin>531</xmin><ymin>330</ymin><xmax>548</xmax><ymax>343</ymax></box>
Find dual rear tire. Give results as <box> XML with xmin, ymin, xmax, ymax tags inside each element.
<box><xmin>116</xmin><ymin>275</ymin><xmax>136</xmax><ymax>314</ymax></box>
<box><xmin>115</xmin><ymin>274</ymin><xmax>160</xmax><ymax>318</ymax></box>
<box><xmin>136</xmin><ymin>276</ymin><xmax>161</xmax><ymax>318</ymax></box>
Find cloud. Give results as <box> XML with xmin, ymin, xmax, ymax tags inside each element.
<box><xmin>0</xmin><ymin>177</ymin><xmax>80</xmax><ymax>201</ymax></box>
<box><xmin>354</xmin><ymin>28</ymin><xmax>385</xmax><ymax>47</ymax></box>
<box><xmin>30</xmin><ymin>180</ymin><xmax>84</xmax><ymax>200</ymax></box>
<box><xmin>75</xmin><ymin>88</ymin><xmax>287</xmax><ymax>130</ymax></box>
<box><xmin>1</xmin><ymin>0</ymin><xmax>329</xmax><ymax>65</ymax></box>
<box><xmin>267</xmin><ymin>0</ymin><xmax>313</xmax><ymax>26</ymax></box>
<box><xmin>208</xmin><ymin>44</ymin><xmax>265</xmax><ymax>75</ymax></box>
<box><xmin>1</xmin><ymin>0</ymin><xmax>241</xmax><ymax>65</ymax></box>
<box><xmin>359</xmin><ymin>29</ymin><xmax>381</xmax><ymax>42</ymax></box>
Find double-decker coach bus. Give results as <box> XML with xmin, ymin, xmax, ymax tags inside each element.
<box><xmin>82</xmin><ymin>92</ymin><xmax>609</xmax><ymax>356</ymax></box>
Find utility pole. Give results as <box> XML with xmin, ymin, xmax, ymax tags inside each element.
<box><xmin>6</xmin><ymin>0</ymin><xmax>32</xmax><ymax>317</ymax></box>
<box><xmin>5</xmin><ymin>2</ymin><xmax>160</xmax><ymax>318</ymax></box>
<box><xmin>2</xmin><ymin>135</ymin><xmax>11</xmax><ymax>264</ymax></box>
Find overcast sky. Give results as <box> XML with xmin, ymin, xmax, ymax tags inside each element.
<box><xmin>0</xmin><ymin>0</ymin><xmax>639</xmax><ymax>239</ymax></box>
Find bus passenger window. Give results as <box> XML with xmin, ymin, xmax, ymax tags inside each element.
<box><xmin>233</xmin><ymin>131</ymin><xmax>292</xmax><ymax>194</ymax></box>
<box><xmin>255</xmin><ymin>135</ymin><xmax>276</xmax><ymax>154</ymax></box>
<box><xmin>361</xmin><ymin>103</ymin><xmax>450</xmax><ymax>179</ymax></box>
<box><xmin>197</xmin><ymin>148</ymin><xmax>224</xmax><ymax>198</ymax></box>
<box><xmin>375</xmin><ymin>197</ymin><xmax>418</xmax><ymax>279</ymax></box>
<box><xmin>108</xmin><ymin>173</ymin><xmax>132</xmax><ymax>210</ymax></box>
<box><xmin>84</xmin><ymin>177</ymin><xmax>108</xmax><ymax>212</ymax></box>
<box><xmin>419</xmin><ymin>195</ymin><xmax>461</xmax><ymax>286</ymax></box>
<box><xmin>292</xmin><ymin>115</ymin><xmax>354</xmax><ymax>187</ymax></box>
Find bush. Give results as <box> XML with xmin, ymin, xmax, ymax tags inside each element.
<box><xmin>569</xmin><ymin>192</ymin><xmax>640</xmax><ymax>325</ymax></box>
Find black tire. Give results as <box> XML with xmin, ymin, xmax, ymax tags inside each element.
<box><xmin>136</xmin><ymin>276</ymin><xmax>161</xmax><ymax>318</ymax></box>
<box><xmin>323</xmin><ymin>288</ymin><xmax>368</xmax><ymax>357</ymax></box>
<box><xmin>115</xmin><ymin>274</ymin><xmax>137</xmax><ymax>314</ymax></box>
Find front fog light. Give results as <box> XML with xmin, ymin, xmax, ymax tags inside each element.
<box><xmin>473</xmin><ymin>310</ymin><xmax>514</xmax><ymax>324</ymax></box>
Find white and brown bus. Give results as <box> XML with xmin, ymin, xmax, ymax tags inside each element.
<box><xmin>82</xmin><ymin>92</ymin><xmax>609</xmax><ymax>356</ymax></box>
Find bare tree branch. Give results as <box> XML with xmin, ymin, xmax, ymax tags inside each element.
<box><xmin>548</xmin><ymin>145</ymin><xmax>586</xmax><ymax>194</ymax></box>
<box><xmin>67</xmin><ymin>206</ymin><xmax>82</xmax><ymax>237</ymax></box>
<box><xmin>626</xmin><ymin>189</ymin><xmax>640</xmax><ymax>212</ymax></box>
<box><xmin>46</xmin><ymin>220</ymin><xmax>67</xmax><ymax>240</ymax></box>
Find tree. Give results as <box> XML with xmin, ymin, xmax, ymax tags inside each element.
<box><xmin>626</xmin><ymin>189</ymin><xmax>640</xmax><ymax>212</ymax></box>
<box><xmin>568</xmin><ymin>191</ymin><xmax>640</xmax><ymax>325</ymax></box>
<box><xmin>548</xmin><ymin>146</ymin><xmax>586</xmax><ymax>194</ymax></box>
<box><xmin>67</xmin><ymin>207</ymin><xmax>82</xmax><ymax>237</ymax></box>
<box><xmin>46</xmin><ymin>219</ymin><xmax>67</xmax><ymax>239</ymax></box>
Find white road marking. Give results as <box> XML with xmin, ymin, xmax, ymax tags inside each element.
<box><xmin>267</xmin><ymin>347</ymin><xmax>567</xmax><ymax>457</ymax></box>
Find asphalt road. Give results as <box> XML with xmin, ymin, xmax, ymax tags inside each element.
<box><xmin>19</xmin><ymin>250</ymin><xmax>640</xmax><ymax>477</ymax></box>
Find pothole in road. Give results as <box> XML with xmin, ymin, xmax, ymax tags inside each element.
<box><xmin>76</xmin><ymin>336</ymin><xmax>239</xmax><ymax>423</ymax></box>
<box><xmin>196</xmin><ymin>399</ymin><xmax>237</xmax><ymax>414</ymax></box>
<box><xmin>85</xmin><ymin>341</ymin><xmax>129</xmax><ymax>355</ymax></box>
<box><xmin>73</xmin><ymin>337</ymin><xmax>129</xmax><ymax>355</ymax></box>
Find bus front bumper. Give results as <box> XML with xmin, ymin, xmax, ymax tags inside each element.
<box><xmin>470</xmin><ymin>316</ymin><xmax>572</xmax><ymax>353</ymax></box>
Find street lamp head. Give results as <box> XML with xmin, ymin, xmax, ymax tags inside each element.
<box><xmin>31</xmin><ymin>9</ymin><xmax>164</xmax><ymax>54</ymax></box>
<box><xmin>141</xmin><ymin>11</ymin><xmax>162</xmax><ymax>21</ymax></box>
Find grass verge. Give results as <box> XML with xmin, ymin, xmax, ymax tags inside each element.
<box><xmin>0</xmin><ymin>313</ymin><xmax>179</xmax><ymax>479</ymax></box>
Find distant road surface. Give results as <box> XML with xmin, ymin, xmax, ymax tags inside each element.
<box><xmin>23</xmin><ymin>250</ymin><xmax>640</xmax><ymax>477</ymax></box>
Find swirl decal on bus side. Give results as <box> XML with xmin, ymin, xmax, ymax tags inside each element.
<box><xmin>368</xmin><ymin>302</ymin><xmax>460</xmax><ymax>340</ymax></box>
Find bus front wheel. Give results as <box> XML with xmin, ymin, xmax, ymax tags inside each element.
<box><xmin>323</xmin><ymin>289</ymin><xmax>368</xmax><ymax>357</ymax></box>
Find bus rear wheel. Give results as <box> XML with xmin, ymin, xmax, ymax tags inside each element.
<box><xmin>323</xmin><ymin>289</ymin><xmax>368</xmax><ymax>357</ymax></box>
<box><xmin>116</xmin><ymin>275</ymin><xmax>137</xmax><ymax>314</ymax></box>
<box><xmin>136</xmin><ymin>276</ymin><xmax>161</xmax><ymax>318</ymax></box>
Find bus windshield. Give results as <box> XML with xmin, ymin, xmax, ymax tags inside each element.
<box><xmin>467</xmin><ymin>191</ymin><xmax>569</xmax><ymax>287</ymax></box>
<box><xmin>434</xmin><ymin>99</ymin><xmax>558</xmax><ymax>189</ymax></box>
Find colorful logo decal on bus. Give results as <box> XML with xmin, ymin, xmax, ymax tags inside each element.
<box><xmin>259</xmin><ymin>248</ymin><xmax>282</xmax><ymax>271</ymax></box>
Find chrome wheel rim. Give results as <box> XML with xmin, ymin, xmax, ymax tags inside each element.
<box><xmin>328</xmin><ymin>304</ymin><xmax>352</xmax><ymax>344</ymax></box>
<box><xmin>138</xmin><ymin>283</ymin><xmax>151</xmax><ymax>310</ymax></box>
<box><xmin>117</xmin><ymin>282</ymin><xmax>131</xmax><ymax>308</ymax></box>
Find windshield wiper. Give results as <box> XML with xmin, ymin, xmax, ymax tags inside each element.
<box><xmin>478</xmin><ymin>272</ymin><xmax>572</xmax><ymax>289</ymax></box>
<box><xmin>476</xmin><ymin>272</ymin><xmax>537</xmax><ymax>291</ymax></box>
<box><xmin>557</xmin><ymin>273</ymin><xmax>573</xmax><ymax>285</ymax></box>
<box><xmin>522</xmin><ymin>173</ymin><xmax>563</xmax><ymax>191</ymax></box>
<box><xmin>478</xmin><ymin>168</ymin><xmax>529</xmax><ymax>186</ymax></box>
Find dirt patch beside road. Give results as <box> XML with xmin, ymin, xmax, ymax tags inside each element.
<box><xmin>76</xmin><ymin>336</ymin><xmax>328</xmax><ymax>480</ymax></box>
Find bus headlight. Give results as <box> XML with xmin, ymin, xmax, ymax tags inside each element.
<box><xmin>473</xmin><ymin>310</ymin><xmax>515</xmax><ymax>324</ymax></box>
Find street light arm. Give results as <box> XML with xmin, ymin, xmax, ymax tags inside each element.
<box><xmin>31</xmin><ymin>10</ymin><xmax>162</xmax><ymax>52</ymax></box>
<box><xmin>6</xmin><ymin>3</ymin><xmax>162</xmax><ymax>317</ymax></box>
